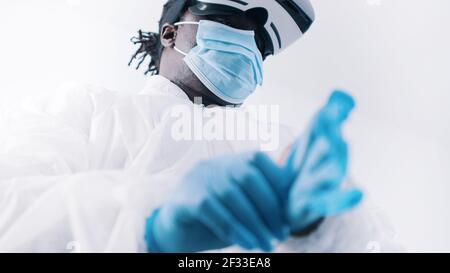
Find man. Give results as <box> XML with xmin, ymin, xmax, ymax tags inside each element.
<box><xmin>0</xmin><ymin>0</ymin><xmax>401</xmax><ymax>252</ymax></box>
<box><xmin>130</xmin><ymin>0</ymin><xmax>315</xmax><ymax>106</ymax></box>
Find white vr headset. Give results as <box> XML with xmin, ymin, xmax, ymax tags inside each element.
<box><xmin>189</xmin><ymin>0</ymin><xmax>315</xmax><ymax>57</ymax></box>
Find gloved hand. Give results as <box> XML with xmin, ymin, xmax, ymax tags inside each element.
<box><xmin>145</xmin><ymin>91</ymin><xmax>364</xmax><ymax>253</ymax></box>
<box><xmin>145</xmin><ymin>153</ymin><xmax>290</xmax><ymax>253</ymax></box>
<box><xmin>284</xmin><ymin>91</ymin><xmax>364</xmax><ymax>233</ymax></box>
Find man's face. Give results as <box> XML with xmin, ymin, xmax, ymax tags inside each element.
<box><xmin>158</xmin><ymin>10</ymin><xmax>264</xmax><ymax>106</ymax></box>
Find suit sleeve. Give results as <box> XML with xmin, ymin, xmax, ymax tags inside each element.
<box><xmin>0</xmin><ymin>84</ymin><xmax>173</xmax><ymax>252</ymax></box>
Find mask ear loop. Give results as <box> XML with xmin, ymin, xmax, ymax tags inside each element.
<box><xmin>174</xmin><ymin>21</ymin><xmax>200</xmax><ymax>27</ymax></box>
<box><xmin>172</xmin><ymin>21</ymin><xmax>200</xmax><ymax>56</ymax></box>
<box><xmin>173</xmin><ymin>46</ymin><xmax>188</xmax><ymax>56</ymax></box>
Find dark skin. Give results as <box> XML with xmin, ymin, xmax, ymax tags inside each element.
<box><xmin>158</xmin><ymin>10</ymin><xmax>264</xmax><ymax>107</ymax></box>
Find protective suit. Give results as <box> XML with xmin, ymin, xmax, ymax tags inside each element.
<box><xmin>0</xmin><ymin>76</ymin><xmax>402</xmax><ymax>252</ymax></box>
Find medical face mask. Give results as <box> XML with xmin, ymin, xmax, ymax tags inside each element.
<box><xmin>173</xmin><ymin>20</ymin><xmax>264</xmax><ymax>104</ymax></box>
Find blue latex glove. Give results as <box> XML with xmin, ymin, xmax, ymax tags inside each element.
<box><xmin>285</xmin><ymin>91</ymin><xmax>364</xmax><ymax>232</ymax></box>
<box><xmin>145</xmin><ymin>153</ymin><xmax>290</xmax><ymax>253</ymax></box>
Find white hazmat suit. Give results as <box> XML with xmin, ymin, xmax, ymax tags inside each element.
<box><xmin>0</xmin><ymin>76</ymin><xmax>402</xmax><ymax>252</ymax></box>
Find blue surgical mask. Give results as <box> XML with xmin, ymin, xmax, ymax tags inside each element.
<box><xmin>174</xmin><ymin>20</ymin><xmax>264</xmax><ymax>104</ymax></box>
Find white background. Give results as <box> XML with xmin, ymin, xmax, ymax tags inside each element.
<box><xmin>1</xmin><ymin>0</ymin><xmax>449</xmax><ymax>252</ymax></box>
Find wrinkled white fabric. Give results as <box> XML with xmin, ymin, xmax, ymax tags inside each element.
<box><xmin>0</xmin><ymin>76</ymin><xmax>402</xmax><ymax>252</ymax></box>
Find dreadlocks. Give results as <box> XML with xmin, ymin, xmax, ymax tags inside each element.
<box><xmin>129</xmin><ymin>30</ymin><xmax>161</xmax><ymax>75</ymax></box>
<box><xmin>129</xmin><ymin>0</ymin><xmax>191</xmax><ymax>75</ymax></box>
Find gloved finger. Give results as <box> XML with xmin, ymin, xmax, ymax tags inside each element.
<box><xmin>283</xmin><ymin>108</ymin><xmax>326</xmax><ymax>181</ymax></box>
<box><xmin>196</xmin><ymin>196</ymin><xmax>259</xmax><ymax>250</ymax></box>
<box><xmin>284</xmin><ymin>133</ymin><xmax>335</xmax><ymax>191</ymax></box>
<box><xmin>251</xmin><ymin>152</ymin><xmax>290</xmax><ymax>203</ymax></box>
<box><xmin>283</xmin><ymin>133</ymin><xmax>313</xmax><ymax>183</ymax></box>
<box><xmin>302</xmin><ymin>136</ymin><xmax>333</xmax><ymax>174</ymax></box>
<box><xmin>322</xmin><ymin>90</ymin><xmax>356</xmax><ymax>126</ymax></box>
<box><xmin>307</xmin><ymin>123</ymin><xmax>348</xmax><ymax>171</ymax></box>
<box><xmin>312</xmin><ymin>91</ymin><xmax>354</xmax><ymax>141</ymax></box>
<box><xmin>291</xmin><ymin>144</ymin><xmax>346</xmax><ymax>194</ymax></box>
<box><xmin>309</xmin><ymin>188</ymin><xmax>364</xmax><ymax>217</ymax></box>
<box><xmin>284</xmin><ymin>91</ymin><xmax>354</xmax><ymax>186</ymax></box>
<box><xmin>287</xmin><ymin>198</ymin><xmax>321</xmax><ymax>232</ymax></box>
<box><xmin>236</xmin><ymin>159</ymin><xmax>289</xmax><ymax>240</ymax></box>
<box><xmin>288</xmin><ymin>188</ymin><xmax>363</xmax><ymax>231</ymax></box>
<box><xmin>309</xmin><ymin>149</ymin><xmax>348</xmax><ymax>188</ymax></box>
<box><xmin>218</xmin><ymin>185</ymin><xmax>274</xmax><ymax>252</ymax></box>
<box><xmin>313</xmin><ymin>91</ymin><xmax>355</xmax><ymax>145</ymax></box>
<box><xmin>314</xmin><ymin>110</ymin><xmax>344</xmax><ymax>148</ymax></box>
